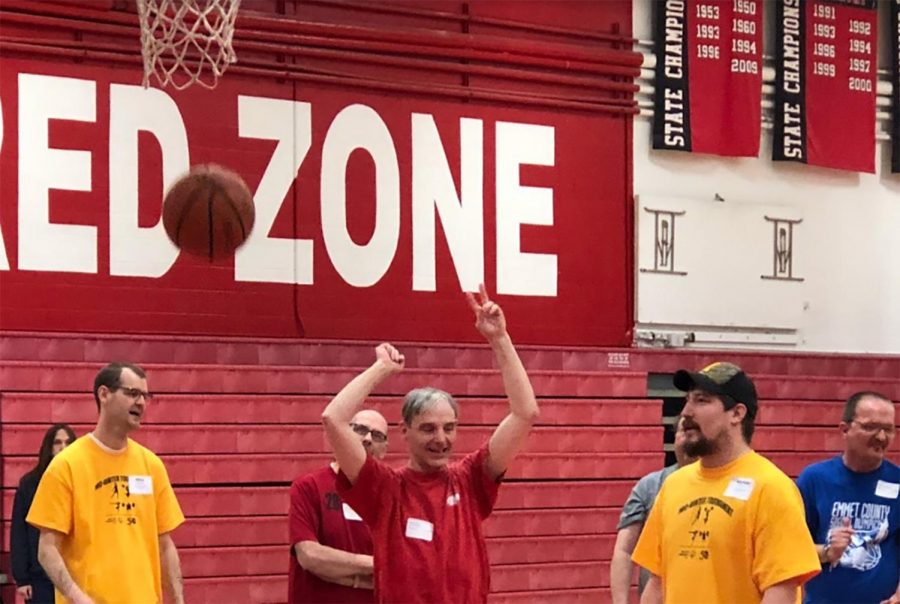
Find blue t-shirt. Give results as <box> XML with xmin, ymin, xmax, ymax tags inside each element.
<box><xmin>797</xmin><ymin>456</ymin><xmax>900</xmax><ymax>604</ymax></box>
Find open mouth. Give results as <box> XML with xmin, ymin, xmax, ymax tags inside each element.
<box><xmin>129</xmin><ymin>410</ymin><xmax>142</xmax><ymax>420</ymax></box>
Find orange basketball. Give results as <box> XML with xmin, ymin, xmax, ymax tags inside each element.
<box><xmin>162</xmin><ymin>164</ymin><xmax>255</xmax><ymax>260</ymax></box>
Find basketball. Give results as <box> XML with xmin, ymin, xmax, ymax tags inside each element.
<box><xmin>162</xmin><ymin>164</ymin><xmax>255</xmax><ymax>260</ymax></box>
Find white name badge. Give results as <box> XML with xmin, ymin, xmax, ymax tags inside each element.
<box><xmin>128</xmin><ymin>475</ymin><xmax>153</xmax><ymax>495</ymax></box>
<box><xmin>875</xmin><ymin>480</ymin><xmax>900</xmax><ymax>499</ymax></box>
<box><xmin>342</xmin><ymin>502</ymin><xmax>363</xmax><ymax>521</ymax></box>
<box><xmin>405</xmin><ymin>518</ymin><xmax>434</xmax><ymax>542</ymax></box>
<box><xmin>723</xmin><ymin>477</ymin><xmax>755</xmax><ymax>501</ymax></box>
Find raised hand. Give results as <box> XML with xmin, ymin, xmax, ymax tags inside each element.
<box><xmin>465</xmin><ymin>283</ymin><xmax>507</xmax><ymax>343</ymax></box>
<box><xmin>375</xmin><ymin>342</ymin><xmax>405</xmax><ymax>373</ymax></box>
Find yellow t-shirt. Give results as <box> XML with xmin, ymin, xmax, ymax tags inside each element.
<box><xmin>27</xmin><ymin>434</ymin><xmax>184</xmax><ymax>604</ymax></box>
<box><xmin>632</xmin><ymin>450</ymin><xmax>820</xmax><ymax>604</ymax></box>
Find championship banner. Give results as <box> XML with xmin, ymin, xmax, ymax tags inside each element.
<box><xmin>774</xmin><ymin>0</ymin><xmax>878</xmax><ymax>173</ymax></box>
<box><xmin>653</xmin><ymin>0</ymin><xmax>763</xmax><ymax>156</ymax></box>
<box><xmin>892</xmin><ymin>0</ymin><xmax>899</xmax><ymax>173</ymax></box>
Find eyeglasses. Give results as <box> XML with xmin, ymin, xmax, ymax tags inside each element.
<box><xmin>117</xmin><ymin>386</ymin><xmax>153</xmax><ymax>402</ymax></box>
<box><xmin>850</xmin><ymin>421</ymin><xmax>896</xmax><ymax>436</ymax></box>
<box><xmin>350</xmin><ymin>422</ymin><xmax>387</xmax><ymax>443</ymax></box>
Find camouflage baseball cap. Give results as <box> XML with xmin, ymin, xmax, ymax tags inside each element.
<box><xmin>673</xmin><ymin>362</ymin><xmax>758</xmax><ymax>417</ymax></box>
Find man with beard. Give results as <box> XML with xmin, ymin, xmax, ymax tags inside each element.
<box><xmin>321</xmin><ymin>286</ymin><xmax>539</xmax><ymax>603</ymax></box>
<box><xmin>633</xmin><ymin>362</ymin><xmax>820</xmax><ymax>604</ymax></box>
<box><xmin>797</xmin><ymin>391</ymin><xmax>900</xmax><ymax>604</ymax></box>
<box><xmin>289</xmin><ymin>409</ymin><xmax>389</xmax><ymax>603</ymax></box>
<box><xmin>610</xmin><ymin>416</ymin><xmax>697</xmax><ymax>603</ymax></box>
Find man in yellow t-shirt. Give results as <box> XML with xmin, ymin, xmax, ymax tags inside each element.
<box><xmin>632</xmin><ymin>362</ymin><xmax>820</xmax><ymax>604</ymax></box>
<box><xmin>27</xmin><ymin>362</ymin><xmax>185</xmax><ymax>604</ymax></box>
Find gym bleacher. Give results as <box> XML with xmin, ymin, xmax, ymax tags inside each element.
<box><xmin>2</xmin><ymin>332</ymin><xmax>898</xmax><ymax>602</ymax></box>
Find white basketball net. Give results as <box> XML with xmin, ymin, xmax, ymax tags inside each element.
<box><xmin>137</xmin><ymin>0</ymin><xmax>241</xmax><ymax>90</ymax></box>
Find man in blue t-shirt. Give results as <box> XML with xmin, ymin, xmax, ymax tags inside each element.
<box><xmin>797</xmin><ymin>391</ymin><xmax>900</xmax><ymax>604</ymax></box>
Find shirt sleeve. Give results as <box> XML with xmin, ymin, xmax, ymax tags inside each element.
<box><xmin>152</xmin><ymin>456</ymin><xmax>185</xmax><ymax>535</ymax></box>
<box><xmin>617</xmin><ymin>473</ymin><xmax>656</xmax><ymax>530</ymax></box>
<box><xmin>336</xmin><ymin>455</ymin><xmax>392</xmax><ymax>526</ymax></box>
<box><xmin>289</xmin><ymin>475</ymin><xmax>320</xmax><ymax>546</ymax></box>
<box><xmin>795</xmin><ymin>468</ymin><xmax>821</xmax><ymax>543</ymax></box>
<box><xmin>631</xmin><ymin>481</ymin><xmax>665</xmax><ymax>577</ymax></box>
<box><xmin>459</xmin><ymin>444</ymin><xmax>500</xmax><ymax>519</ymax></box>
<box><xmin>26</xmin><ymin>458</ymin><xmax>73</xmax><ymax>536</ymax></box>
<box><xmin>10</xmin><ymin>477</ymin><xmax>33</xmax><ymax>585</ymax></box>
<box><xmin>751</xmin><ymin>476</ymin><xmax>822</xmax><ymax>591</ymax></box>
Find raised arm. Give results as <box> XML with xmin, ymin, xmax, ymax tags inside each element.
<box><xmin>466</xmin><ymin>285</ymin><xmax>539</xmax><ymax>478</ymax></box>
<box><xmin>322</xmin><ymin>343</ymin><xmax>404</xmax><ymax>483</ymax></box>
<box><xmin>38</xmin><ymin>529</ymin><xmax>94</xmax><ymax>604</ymax></box>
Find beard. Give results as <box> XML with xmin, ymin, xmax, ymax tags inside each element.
<box><xmin>683</xmin><ymin>432</ymin><xmax>719</xmax><ymax>457</ymax></box>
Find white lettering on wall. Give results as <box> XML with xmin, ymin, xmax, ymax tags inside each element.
<box><xmin>235</xmin><ymin>96</ymin><xmax>313</xmax><ymax>284</ymax></box>
<box><xmin>0</xmin><ymin>93</ymin><xmax>7</xmax><ymax>270</ymax></box>
<box><xmin>108</xmin><ymin>84</ymin><xmax>185</xmax><ymax>277</ymax></box>
<box><xmin>4</xmin><ymin>73</ymin><xmax>561</xmax><ymax>296</ymax></box>
<box><xmin>495</xmin><ymin>121</ymin><xmax>557</xmax><ymax>296</ymax></box>
<box><xmin>18</xmin><ymin>74</ymin><xmax>97</xmax><ymax>273</ymax></box>
<box><xmin>321</xmin><ymin>104</ymin><xmax>399</xmax><ymax>287</ymax></box>
<box><xmin>411</xmin><ymin>114</ymin><xmax>484</xmax><ymax>292</ymax></box>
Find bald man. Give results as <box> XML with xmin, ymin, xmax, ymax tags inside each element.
<box><xmin>288</xmin><ymin>409</ymin><xmax>389</xmax><ymax>603</ymax></box>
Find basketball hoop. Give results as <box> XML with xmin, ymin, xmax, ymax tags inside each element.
<box><xmin>137</xmin><ymin>0</ymin><xmax>241</xmax><ymax>90</ymax></box>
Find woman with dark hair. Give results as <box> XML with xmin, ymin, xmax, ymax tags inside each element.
<box><xmin>11</xmin><ymin>423</ymin><xmax>77</xmax><ymax>603</ymax></box>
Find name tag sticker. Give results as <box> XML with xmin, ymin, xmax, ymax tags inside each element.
<box><xmin>723</xmin><ymin>477</ymin><xmax>755</xmax><ymax>501</ymax></box>
<box><xmin>128</xmin><ymin>475</ymin><xmax>153</xmax><ymax>495</ymax></box>
<box><xmin>342</xmin><ymin>503</ymin><xmax>363</xmax><ymax>521</ymax></box>
<box><xmin>875</xmin><ymin>480</ymin><xmax>899</xmax><ymax>499</ymax></box>
<box><xmin>405</xmin><ymin>518</ymin><xmax>434</xmax><ymax>542</ymax></box>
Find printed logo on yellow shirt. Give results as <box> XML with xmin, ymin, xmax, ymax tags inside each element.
<box><xmin>94</xmin><ymin>475</ymin><xmax>140</xmax><ymax>526</ymax></box>
<box><xmin>676</xmin><ymin>496</ymin><xmax>734</xmax><ymax>561</ymax></box>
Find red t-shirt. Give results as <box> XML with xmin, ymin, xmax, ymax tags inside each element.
<box><xmin>337</xmin><ymin>444</ymin><xmax>500</xmax><ymax>603</ymax></box>
<box><xmin>289</xmin><ymin>465</ymin><xmax>374</xmax><ymax>603</ymax></box>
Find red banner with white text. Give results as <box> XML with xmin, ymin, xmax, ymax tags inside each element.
<box><xmin>654</xmin><ymin>0</ymin><xmax>763</xmax><ymax>156</ymax></box>
<box><xmin>0</xmin><ymin>58</ymin><xmax>632</xmax><ymax>345</ymax></box>
<box><xmin>773</xmin><ymin>0</ymin><xmax>877</xmax><ymax>173</ymax></box>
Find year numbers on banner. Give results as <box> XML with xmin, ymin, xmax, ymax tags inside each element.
<box><xmin>813</xmin><ymin>4</ymin><xmax>835</xmax><ymax>19</ymax></box>
<box><xmin>696</xmin><ymin>4</ymin><xmax>720</xmax><ymax>19</ymax></box>
<box><xmin>732</xmin><ymin>39</ymin><xmax>757</xmax><ymax>54</ymax></box>
<box><xmin>733</xmin><ymin>0</ymin><xmax>755</xmax><ymax>15</ymax></box>
<box><xmin>813</xmin><ymin>43</ymin><xmax>835</xmax><ymax>58</ymax></box>
<box><xmin>849</xmin><ymin>77</ymin><xmax>872</xmax><ymax>92</ymax></box>
<box><xmin>849</xmin><ymin>58</ymin><xmax>871</xmax><ymax>74</ymax></box>
<box><xmin>697</xmin><ymin>44</ymin><xmax>720</xmax><ymax>59</ymax></box>
<box><xmin>697</xmin><ymin>24</ymin><xmax>720</xmax><ymax>39</ymax></box>
<box><xmin>849</xmin><ymin>39</ymin><xmax>871</xmax><ymax>54</ymax></box>
<box><xmin>813</xmin><ymin>23</ymin><xmax>836</xmax><ymax>38</ymax></box>
<box><xmin>732</xmin><ymin>19</ymin><xmax>756</xmax><ymax>34</ymax></box>
<box><xmin>813</xmin><ymin>62</ymin><xmax>835</xmax><ymax>77</ymax></box>
<box><xmin>730</xmin><ymin>58</ymin><xmax>758</xmax><ymax>74</ymax></box>
<box><xmin>848</xmin><ymin>20</ymin><xmax>871</xmax><ymax>36</ymax></box>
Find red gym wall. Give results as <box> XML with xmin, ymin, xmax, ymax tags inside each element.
<box><xmin>0</xmin><ymin>0</ymin><xmax>637</xmax><ymax>346</ymax></box>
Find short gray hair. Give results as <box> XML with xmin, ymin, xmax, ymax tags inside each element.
<box><xmin>401</xmin><ymin>387</ymin><xmax>459</xmax><ymax>426</ymax></box>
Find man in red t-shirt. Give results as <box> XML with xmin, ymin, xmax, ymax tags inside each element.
<box><xmin>288</xmin><ymin>408</ymin><xmax>389</xmax><ymax>603</ymax></box>
<box><xmin>322</xmin><ymin>285</ymin><xmax>539</xmax><ymax>603</ymax></box>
